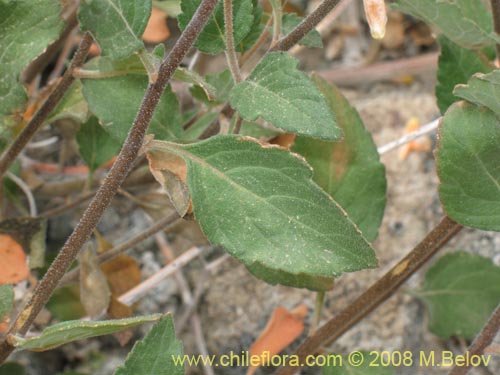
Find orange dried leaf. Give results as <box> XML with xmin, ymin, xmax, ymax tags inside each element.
<box><xmin>269</xmin><ymin>133</ymin><xmax>296</xmax><ymax>150</ymax></box>
<box><xmin>247</xmin><ymin>304</ymin><xmax>308</xmax><ymax>375</ymax></box>
<box><xmin>0</xmin><ymin>234</ymin><xmax>29</xmax><ymax>284</ymax></box>
<box><xmin>363</xmin><ymin>0</ymin><xmax>387</xmax><ymax>40</ymax></box>
<box><xmin>101</xmin><ymin>254</ymin><xmax>141</xmax><ymax>296</ymax></box>
<box><xmin>143</xmin><ymin>7</ymin><xmax>170</xmax><ymax>43</ymax></box>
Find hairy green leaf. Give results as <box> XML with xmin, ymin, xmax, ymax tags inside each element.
<box><xmin>78</xmin><ymin>0</ymin><xmax>151</xmax><ymax>59</ymax></box>
<box><xmin>293</xmin><ymin>76</ymin><xmax>386</xmax><ymax>242</ymax></box>
<box><xmin>114</xmin><ymin>316</ymin><xmax>184</xmax><ymax>375</ymax></box>
<box><xmin>237</xmin><ymin>0</ymin><xmax>263</xmax><ymax>52</ymax></box>
<box><xmin>436</xmin><ymin>36</ymin><xmax>494</xmax><ymax>114</ymax></box>
<box><xmin>173</xmin><ymin>68</ymin><xmax>217</xmax><ymax>101</ymax></box>
<box><xmin>181</xmin><ymin>112</ymin><xmax>218</xmax><ymax>141</ymax></box>
<box><xmin>454</xmin><ymin>70</ymin><xmax>500</xmax><ymax>116</ymax></box>
<box><xmin>190</xmin><ymin>69</ymin><xmax>234</xmax><ymax>107</ymax></box>
<box><xmin>81</xmin><ymin>59</ymin><xmax>182</xmax><ymax>143</ymax></box>
<box><xmin>0</xmin><ymin>0</ymin><xmax>64</xmax><ymax>132</ymax></box>
<box><xmin>437</xmin><ymin>102</ymin><xmax>500</xmax><ymax>231</ymax></box>
<box><xmin>282</xmin><ymin>13</ymin><xmax>322</xmax><ymax>48</ymax></box>
<box><xmin>392</xmin><ymin>0</ymin><xmax>498</xmax><ymax>49</ymax></box>
<box><xmin>146</xmin><ymin>136</ymin><xmax>377</xmax><ymax>290</ymax></box>
<box><xmin>416</xmin><ymin>252</ymin><xmax>500</xmax><ymax>339</ymax></box>
<box><xmin>178</xmin><ymin>0</ymin><xmax>254</xmax><ymax>54</ymax></box>
<box><xmin>323</xmin><ymin>352</ymin><xmax>395</xmax><ymax>374</ymax></box>
<box><xmin>76</xmin><ymin>117</ymin><xmax>121</xmax><ymax>172</ymax></box>
<box><xmin>230</xmin><ymin>52</ymin><xmax>341</xmax><ymax>140</ymax></box>
<box><xmin>10</xmin><ymin>314</ymin><xmax>163</xmax><ymax>351</ymax></box>
<box><xmin>0</xmin><ymin>284</ymin><xmax>14</xmax><ymax>320</ymax></box>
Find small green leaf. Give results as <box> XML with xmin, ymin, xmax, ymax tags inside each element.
<box><xmin>78</xmin><ymin>0</ymin><xmax>151</xmax><ymax>59</ymax></box>
<box><xmin>76</xmin><ymin>117</ymin><xmax>121</xmax><ymax>172</ymax></box>
<box><xmin>323</xmin><ymin>352</ymin><xmax>395</xmax><ymax>374</ymax></box>
<box><xmin>0</xmin><ymin>284</ymin><xmax>14</xmax><ymax>319</ymax></box>
<box><xmin>436</xmin><ymin>102</ymin><xmax>500</xmax><ymax>231</ymax></box>
<box><xmin>436</xmin><ymin>36</ymin><xmax>494</xmax><ymax>114</ymax></box>
<box><xmin>237</xmin><ymin>0</ymin><xmax>263</xmax><ymax>52</ymax></box>
<box><xmin>181</xmin><ymin>112</ymin><xmax>218</xmax><ymax>141</ymax></box>
<box><xmin>153</xmin><ymin>0</ymin><xmax>182</xmax><ymax>17</ymax></box>
<box><xmin>0</xmin><ymin>362</ymin><xmax>26</xmax><ymax>375</ymax></box>
<box><xmin>282</xmin><ymin>13</ymin><xmax>322</xmax><ymax>48</ymax></box>
<box><xmin>190</xmin><ymin>69</ymin><xmax>234</xmax><ymax>107</ymax></box>
<box><xmin>454</xmin><ymin>70</ymin><xmax>500</xmax><ymax>117</ymax></box>
<box><xmin>114</xmin><ymin>316</ymin><xmax>184</xmax><ymax>375</ymax></box>
<box><xmin>47</xmin><ymin>81</ymin><xmax>89</xmax><ymax>124</ymax></box>
<box><xmin>292</xmin><ymin>76</ymin><xmax>386</xmax><ymax>242</ymax></box>
<box><xmin>10</xmin><ymin>314</ymin><xmax>163</xmax><ymax>351</ymax></box>
<box><xmin>416</xmin><ymin>252</ymin><xmax>500</xmax><ymax>339</ymax></box>
<box><xmin>81</xmin><ymin>60</ymin><xmax>182</xmax><ymax>143</ymax></box>
<box><xmin>173</xmin><ymin>68</ymin><xmax>217</xmax><ymax>101</ymax></box>
<box><xmin>392</xmin><ymin>0</ymin><xmax>499</xmax><ymax>49</ymax></box>
<box><xmin>0</xmin><ymin>0</ymin><xmax>65</xmax><ymax>131</ymax></box>
<box><xmin>46</xmin><ymin>286</ymin><xmax>85</xmax><ymax>321</ymax></box>
<box><xmin>230</xmin><ymin>52</ymin><xmax>341</xmax><ymax>140</ymax></box>
<box><xmin>146</xmin><ymin>136</ymin><xmax>377</xmax><ymax>290</ymax></box>
<box><xmin>178</xmin><ymin>0</ymin><xmax>254</xmax><ymax>54</ymax></box>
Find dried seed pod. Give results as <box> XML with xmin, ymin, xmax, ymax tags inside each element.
<box><xmin>363</xmin><ymin>0</ymin><xmax>388</xmax><ymax>39</ymax></box>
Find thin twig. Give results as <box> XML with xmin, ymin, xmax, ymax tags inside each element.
<box><xmin>377</xmin><ymin>118</ymin><xmax>440</xmax><ymax>155</ymax></box>
<box><xmin>490</xmin><ymin>0</ymin><xmax>500</xmax><ymax>59</ymax></box>
<box><xmin>5</xmin><ymin>171</ymin><xmax>37</xmax><ymax>217</ymax></box>
<box><xmin>118</xmin><ymin>246</ymin><xmax>205</xmax><ymax>306</ymax></box>
<box><xmin>0</xmin><ymin>32</ymin><xmax>93</xmax><ymax>180</ymax></box>
<box><xmin>271</xmin><ymin>0</ymin><xmax>342</xmax><ymax>52</ymax></box>
<box><xmin>0</xmin><ymin>0</ymin><xmax>218</xmax><ymax>363</ymax></box>
<box><xmin>58</xmin><ymin>213</ymin><xmax>180</xmax><ymax>287</ymax></box>
<box><xmin>275</xmin><ymin>217</ymin><xmax>462</xmax><ymax>375</ymax></box>
<box><xmin>448</xmin><ymin>302</ymin><xmax>500</xmax><ymax>375</ymax></box>
<box><xmin>40</xmin><ymin>190</ymin><xmax>96</xmax><ymax>218</ymax></box>
<box><xmin>224</xmin><ymin>0</ymin><xmax>242</xmax><ymax>83</ymax></box>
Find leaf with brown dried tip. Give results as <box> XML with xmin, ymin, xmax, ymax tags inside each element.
<box><xmin>247</xmin><ymin>304</ymin><xmax>308</xmax><ymax>375</ymax></box>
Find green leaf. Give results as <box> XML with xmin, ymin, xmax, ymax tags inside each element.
<box><xmin>146</xmin><ymin>136</ymin><xmax>377</xmax><ymax>290</ymax></box>
<box><xmin>76</xmin><ymin>117</ymin><xmax>121</xmax><ymax>172</ymax></box>
<box><xmin>0</xmin><ymin>0</ymin><xmax>65</xmax><ymax>131</ymax></box>
<box><xmin>78</xmin><ymin>0</ymin><xmax>151</xmax><ymax>59</ymax></box>
<box><xmin>190</xmin><ymin>69</ymin><xmax>234</xmax><ymax>107</ymax></box>
<box><xmin>436</xmin><ymin>36</ymin><xmax>494</xmax><ymax>114</ymax></box>
<box><xmin>0</xmin><ymin>284</ymin><xmax>14</xmax><ymax>319</ymax></box>
<box><xmin>323</xmin><ymin>352</ymin><xmax>395</xmax><ymax>375</ymax></box>
<box><xmin>392</xmin><ymin>0</ymin><xmax>499</xmax><ymax>49</ymax></box>
<box><xmin>178</xmin><ymin>0</ymin><xmax>254</xmax><ymax>54</ymax></box>
<box><xmin>292</xmin><ymin>76</ymin><xmax>386</xmax><ymax>242</ymax></box>
<box><xmin>453</xmin><ymin>69</ymin><xmax>500</xmax><ymax>116</ymax></box>
<box><xmin>230</xmin><ymin>52</ymin><xmax>341</xmax><ymax>140</ymax></box>
<box><xmin>282</xmin><ymin>13</ymin><xmax>322</xmax><ymax>48</ymax></box>
<box><xmin>181</xmin><ymin>112</ymin><xmax>218</xmax><ymax>141</ymax></box>
<box><xmin>237</xmin><ymin>0</ymin><xmax>263</xmax><ymax>52</ymax></box>
<box><xmin>46</xmin><ymin>286</ymin><xmax>85</xmax><ymax>321</ymax></box>
<box><xmin>436</xmin><ymin>102</ymin><xmax>500</xmax><ymax>231</ymax></box>
<box><xmin>173</xmin><ymin>68</ymin><xmax>217</xmax><ymax>101</ymax></box>
<box><xmin>81</xmin><ymin>65</ymin><xmax>182</xmax><ymax>143</ymax></box>
<box><xmin>416</xmin><ymin>252</ymin><xmax>500</xmax><ymax>339</ymax></box>
<box><xmin>114</xmin><ymin>316</ymin><xmax>184</xmax><ymax>375</ymax></box>
<box><xmin>10</xmin><ymin>314</ymin><xmax>163</xmax><ymax>351</ymax></box>
<box><xmin>0</xmin><ymin>363</ymin><xmax>26</xmax><ymax>375</ymax></box>
<box><xmin>154</xmin><ymin>0</ymin><xmax>182</xmax><ymax>17</ymax></box>
<box><xmin>47</xmin><ymin>81</ymin><xmax>89</xmax><ymax>124</ymax></box>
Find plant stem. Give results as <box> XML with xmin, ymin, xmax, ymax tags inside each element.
<box><xmin>0</xmin><ymin>32</ymin><xmax>93</xmax><ymax>180</ymax></box>
<box><xmin>448</xmin><ymin>302</ymin><xmax>500</xmax><ymax>375</ymax></box>
<box><xmin>232</xmin><ymin>114</ymin><xmax>243</xmax><ymax>134</ymax></box>
<box><xmin>271</xmin><ymin>0</ymin><xmax>341</xmax><ymax>52</ymax></box>
<box><xmin>490</xmin><ymin>0</ymin><xmax>500</xmax><ymax>59</ymax></box>
<box><xmin>310</xmin><ymin>291</ymin><xmax>325</xmax><ymax>336</ymax></box>
<box><xmin>137</xmin><ymin>48</ymin><xmax>159</xmax><ymax>83</ymax></box>
<box><xmin>270</xmin><ymin>0</ymin><xmax>282</xmax><ymax>47</ymax></box>
<box><xmin>0</xmin><ymin>0</ymin><xmax>218</xmax><ymax>364</ymax></box>
<box><xmin>224</xmin><ymin>0</ymin><xmax>242</xmax><ymax>83</ymax></box>
<box><xmin>275</xmin><ymin>216</ymin><xmax>462</xmax><ymax>375</ymax></box>
<box><xmin>58</xmin><ymin>212</ymin><xmax>181</xmax><ymax>287</ymax></box>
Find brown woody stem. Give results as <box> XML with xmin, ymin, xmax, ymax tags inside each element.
<box><xmin>0</xmin><ymin>0</ymin><xmax>218</xmax><ymax>364</ymax></box>
<box><xmin>275</xmin><ymin>216</ymin><xmax>462</xmax><ymax>375</ymax></box>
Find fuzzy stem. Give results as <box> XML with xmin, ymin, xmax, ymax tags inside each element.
<box><xmin>224</xmin><ymin>0</ymin><xmax>242</xmax><ymax>83</ymax></box>
<box><xmin>271</xmin><ymin>0</ymin><xmax>341</xmax><ymax>52</ymax></box>
<box><xmin>448</xmin><ymin>302</ymin><xmax>500</xmax><ymax>375</ymax></box>
<box><xmin>0</xmin><ymin>0</ymin><xmax>218</xmax><ymax>364</ymax></box>
<box><xmin>0</xmin><ymin>32</ymin><xmax>93</xmax><ymax>180</ymax></box>
<box><xmin>275</xmin><ymin>217</ymin><xmax>462</xmax><ymax>375</ymax></box>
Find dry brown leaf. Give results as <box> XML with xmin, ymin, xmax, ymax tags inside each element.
<box><xmin>146</xmin><ymin>148</ymin><xmax>192</xmax><ymax>217</ymax></box>
<box><xmin>382</xmin><ymin>11</ymin><xmax>405</xmax><ymax>50</ymax></box>
<box><xmin>269</xmin><ymin>133</ymin><xmax>296</xmax><ymax>150</ymax></box>
<box><xmin>0</xmin><ymin>234</ymin><xmax>29</xmax><ymax>284</ymax></box>
<box><xmin>247</xmin><ymin>304</ymin><xmax>308</xmax><ymax>375</ymax></box>
<box><xmin>143</xmin><ymin>7</ymin><xmax>170</xmax><ymax>43</ymax></box>
<box><xmin>79</xmin><ymin>244</ymin><xmax>111</xmax><ymax>318</ymax></box>
<box><xmin>107</xmin><ymin>297</ymin><xmax>134</xmax><ymax>345</ymax></box>
<box><xmin>100</xmin><ymin>254</ymin><xmax>141</xmax><ymax>296</ymax></box>
<box><xmin>363</xmin><ymin>0</ymin><xmax>387</xmax><ymax>40</ymax></box>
